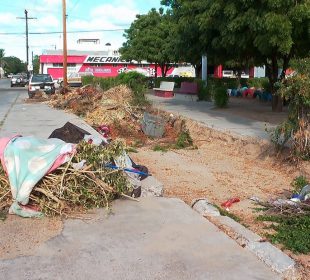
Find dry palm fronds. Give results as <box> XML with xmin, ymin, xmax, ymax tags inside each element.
<box><xmin>0</xmin><ymin>140</ymin><xmax>134</xmax><ymax>217</ymax></box>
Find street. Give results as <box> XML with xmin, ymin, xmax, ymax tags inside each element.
<box><xmin>0</xmin><ymin>79</ymin><xmax>24</xmax><ymax>127</ymax></box>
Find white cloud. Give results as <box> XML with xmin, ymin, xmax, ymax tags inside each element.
<box><xmin>30</xmin><ymin>15</ymin><xmax>60</xmax><ymax>28</ymax></box>
<box><xmin>0</xmin><ymin>12</ymin><xmax>18</xmax><ymax>25</ymax></box>
<box><xmin>90</xmin><ymin>4</ymin><xmax>138</xmax><ymax>25</ymax></box>
<box><xmin>0</xmin><ymin>0</ymin><xmax>148</xmax><ymax>59</ymax></box>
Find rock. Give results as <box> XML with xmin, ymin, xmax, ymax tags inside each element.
<box><xmin>191</xmin><ymin>199</ymin><xmax>220</xmax><ymax>217</ymax></box>
<box><xmin>141</xmin><ymin>176</ymin><xmax>164</xmax><ymax>197</ymax></box>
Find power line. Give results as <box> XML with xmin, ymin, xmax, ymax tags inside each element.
<box><xmin>0</xmin><ymin>28</ymin><xmax>125</xmax><ymax>35</ymax></box>
<box><xmin>17</xmin><ymin>9</ymin><xmax>37</xmax><ymax>69</ymax></box>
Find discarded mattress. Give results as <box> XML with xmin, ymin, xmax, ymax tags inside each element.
<box><xmin>0</xmin><ymin>136</ymin><xmax>75</xmax><ymax>217</ymax></box>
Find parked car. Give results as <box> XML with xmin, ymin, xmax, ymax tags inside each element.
<box><xmin>28</xmin><ymin>74</ymin><xmax>55</xmax><ymax>98</ymax></box>
<box><xmin>11</xmin><ymin>75</ymin><xmax>27</xmax><ymax>87</ymax></box>
<box><xmin>7</xmin><ymin>73</ymin><xmax>13</xmax><ymax>78</ymax></box>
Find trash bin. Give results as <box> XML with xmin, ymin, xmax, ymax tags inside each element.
<box><xmin>141</xmin><ymin>112</ymin><xmax>165</xmax><ymax>138</ymax></box>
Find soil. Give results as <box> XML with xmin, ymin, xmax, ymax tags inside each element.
<box><xmin>131</xmin><ymin>122</ymin><xmax>310</xmax><ymax>279</ymax></box>
<box><xmin>0</xmin><ymin>215</ymin><xmax>62</xmax><ymax>259</ymax></box>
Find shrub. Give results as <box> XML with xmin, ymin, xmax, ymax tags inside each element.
<box><xmin>82</xmin><ymin>72</ymin><xmax>150</xmax><ymax>107</ymax></box>
<box><xmin>246</xmin><ymin>77</ymin><xmax>269</xmax><ymax>89</ymax></box>
<box><xmin>81</xmin><ymin>75</ymin><xmax>95</xmax><ymax>85</ymax></box>
<box><xmin>175</xmin><ymin>130</ymin><xmax>193</xmax><ymax>149</ymax></box>
<box><xmin>274</xmin><ymin>63</ymin><xmax>310</xmax><ymax>160</ymax></box>
<box><xmin>291</xmin><ymin>176</ymin><xmax>309</xmax><ymax>194</ymax></box>
<box><xmin>214</xmin><ymin>87</ymin><xmax>229</xmax><ymax>108</ymax></box>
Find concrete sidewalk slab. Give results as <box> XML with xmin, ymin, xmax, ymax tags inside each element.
<box><xmin>147</xmin><ymin>94</ymin><xmax>276</xmax><ymax>139</ymax></box>
<box><xmin>0</xmin><ymin>92</ymin><xmax>100</xmax><ymax>138</ymax></box>
<box><xmin>0</xmin><ymin>198</ymin><xmax>281</xmax><ymax>280</ymax></box>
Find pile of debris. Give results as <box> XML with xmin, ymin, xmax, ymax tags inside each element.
<box><xmin>48</xmin><ymin>85</ymin><xmax>149</xmax><ymax>144</ymax></box>
<box><xmin>0</xmin><ymin>123</ymin><xmax>147</xmax><ymax>218</ymax></box>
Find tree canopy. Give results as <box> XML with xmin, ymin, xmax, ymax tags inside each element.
<box><xmin>162</xmin><ymin>0</ymin><xmax>310</xmax><ymax>110</ymax></box>
<box><xmin>2</xmin><ymin>56</ymin><xmax>26</xmax><ymax>74</ymax></box>
<box><xmin>120</xmin><ymin>8</ymin><xmax>177</xmax><ymax>77</ymax></box>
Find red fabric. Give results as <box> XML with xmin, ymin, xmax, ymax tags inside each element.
<box><xmin>0</xmin><ymin>136</ymin><xmax>21</xmax><ymax>174</ymax></box>
<box><xmin>221</xmin><ymin>198</ymin><xmax>240</xmax><ymax>208</ymax></box>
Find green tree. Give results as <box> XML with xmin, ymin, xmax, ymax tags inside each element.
<box><xmin>163</xmin><ymin>0</ymin><xmax>310</xmax><ymax>111</ymax></box>
<box><xmin>2</xmin><ymin>56</ymin><xmax>27</xmax><ymax>74</ymax></box>
<box><xmin>33</xmin><ymin>55</ymin><xmax>40</xmax><ymax>74</ymax></box>
<box><xmin>0</xmin><ymin>49</ymin><xmax>5</xmax><ymax>76</ymax></box>
<box><xmin>0</xmin><ymin>48</ymin><xmax>4</xmax><ymax>65</ymax></box>
<box><xmin>120</xmin><ymin>8</ymin><xmax>176</xmax><ymax>77</ymax></box>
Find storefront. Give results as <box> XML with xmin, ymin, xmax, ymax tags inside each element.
<box><xmin>39</xmin><ymin>50</ymin><xmax>182</xmax><ymax>80</ymax></box>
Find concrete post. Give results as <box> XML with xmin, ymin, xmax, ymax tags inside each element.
<box><xmin>202</xmin><ymin>55</ymin><xmax>207</xmax><ymax>85</ymax></box>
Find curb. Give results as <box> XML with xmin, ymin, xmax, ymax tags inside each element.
<box><xmin>191</xmin><ymin>199</ymin><xmax>297</xmax><ymax>279</ymax></box>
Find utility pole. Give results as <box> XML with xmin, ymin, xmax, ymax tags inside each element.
<box><xmin>17</xmin><ymin>10</ymin><xmax>36</xmax><ymax>76</ymax></box>
<box><xmin>62</xmin><ymin>0</ymin><xmax>68</xmax><ymax>88</ymax></box>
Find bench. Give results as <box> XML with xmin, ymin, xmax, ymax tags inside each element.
<box><xmin>153</xmin><ymin>81</ymin><xmax>175</xmax><ymax>98</ymax></box>
<box><xmin>177</xmin><ymin>82</ymin><xmax>198</xmax><ymax>95</ymax></box>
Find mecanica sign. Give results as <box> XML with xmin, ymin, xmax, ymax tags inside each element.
<box><xmin>84</xmin><ymin>56</ymin><xmax>125</xmax><ymax>63</ymax></box>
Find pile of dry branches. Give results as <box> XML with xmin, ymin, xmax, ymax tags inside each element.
<box><xmin>254</xmin><ymin>198</ymin><xmax>310</xmax><ymax>216</ymax></box>
<box><xmin>0</xmin><ymin>140</ymin><xmax>134</xmax><ymax>217</ymax></box>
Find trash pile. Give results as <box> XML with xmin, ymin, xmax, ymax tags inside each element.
<box><xmin>251</xmin><ymin>184</ymin><xmax>310</xmax><ymax>215</ymax></box>
<box><xmin>49</xmin><ymin>85</ymin><xmax>149</xmax><ymax>145</ymax></box>
<box><xmin>48</xmin><ymin>85</ymin><xmax>191</xmax><ymax>148</ymax></box>
<box><xmin>0</xmin><ymin>123</ymin><xmax>148</xmax><ymax>218</ymax></box>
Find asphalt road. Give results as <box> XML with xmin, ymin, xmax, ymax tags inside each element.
<box><xmin>0</xmin><ymin>78</ymin><xmax>25</xmax><ymax>127</ymax></box>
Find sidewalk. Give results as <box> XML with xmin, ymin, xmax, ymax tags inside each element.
<box><xmin>0</xmin><ymin>198</ymin><xmax>280</xmax><ymax>280</ymax></box>
<box><xmin>148</xmin><ymin>94</ymin><xmax>279</xmax><ymax>139</ymax></box>
<box><xmin>0</xmin><ymin>92</ymin><xmax>100</xmax><ymax>138</ymax></box>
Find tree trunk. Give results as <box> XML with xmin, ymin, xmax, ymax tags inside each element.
<box><xmin>195</xmin><ymin>64</ymin><xmax>202</xmax><ymax>78</ymax></box>
<box><xmin>160</xmin><ymin>64</ymin><xmax>168</xmax><ymax>77</ymax></box>
<box><xmin>268</xmin><ymin>56</ymin><xmax>283</xmax><ymax>112</ymax></box>
<box><xmin>154</xmin><ymin>63</ymin><xmax>158</xmax><ymax>78</ymax></box>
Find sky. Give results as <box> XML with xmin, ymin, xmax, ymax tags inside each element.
<box><xmin>0</xmin><ymin>0</ymin><xmax>162</xmax><ymax>63</ymax></box>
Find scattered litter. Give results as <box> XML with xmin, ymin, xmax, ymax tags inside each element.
<box><xmin>299</xmin><ymin>184</ymin><xmax>310</xmax><ymax>201</ymax></box>
<box><xmin>221</xmin><ymin>197</ymin><xmax>240</xmax><ymax>209</ymax></box>
<box><xmin>49</xmin><ymin>122</ymin><xmax>90</xmax><ymax>143</ymax></box>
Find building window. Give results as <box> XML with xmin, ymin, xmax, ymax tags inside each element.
<box><xmin>112</xmin><ymin>64</ymin><xmax>118</xmax><ymax>67</ymax></box>
<box><xmin>68</xmin><ymin>63</ymin><xmax>76</xmax><ymax>67</ymax></box>
<box><xmin>53</xmin><ymin>63</ymin><xmax>63</xmax><ymax>67</ymax></box>
<box><xmin>123</xmin><ymin>64</ymin><xmax>128</xmax><ymax>67</ymax></box>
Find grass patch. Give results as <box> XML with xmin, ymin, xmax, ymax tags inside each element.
<box><xmin>153</xmin><ymin>144</ymin><xmax>170</xmax><ymax>152</ymax></box>
<box><xmin>175</xmin><ymin>130</ymin><xmax>193</xmax><ymax>149</ymax></box>
<box><xmin>257</xmin><ymin>214</ymin><xmax>310</xmax><ymax>254</ymax></box>
<box><xmin>214</xmin><ymin>205</ymin><xmax>241</xmax><ymax>222</ymax></box>
<box><xmin>291</xmin><ymin>175</ymin><xmax>309</xmax><ymax>194</ymax></box>
<box><xmin>126</xmin><ymin>147</ymin><xmax>139</xmax><ymax>153</ymax></box>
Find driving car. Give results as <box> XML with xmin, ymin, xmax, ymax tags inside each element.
<box><xmin>28</xmin><ymin>74</ymin><xmax>55</xmax><ymax>98</ymax></box>
<box><xmin>11</xmin><ymin>75</ymin><xmax>27</xmax><ymax>87</ymax></box>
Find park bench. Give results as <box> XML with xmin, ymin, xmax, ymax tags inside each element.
<box><xmin>153</xmin><ymin>81</ymin><xmax>175</xmax><ymax>98</ymax></box>
<box><xmin>177</xmin><ymin>82</ymin><xmax>198</xmax><ymax>95</ymax></box>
